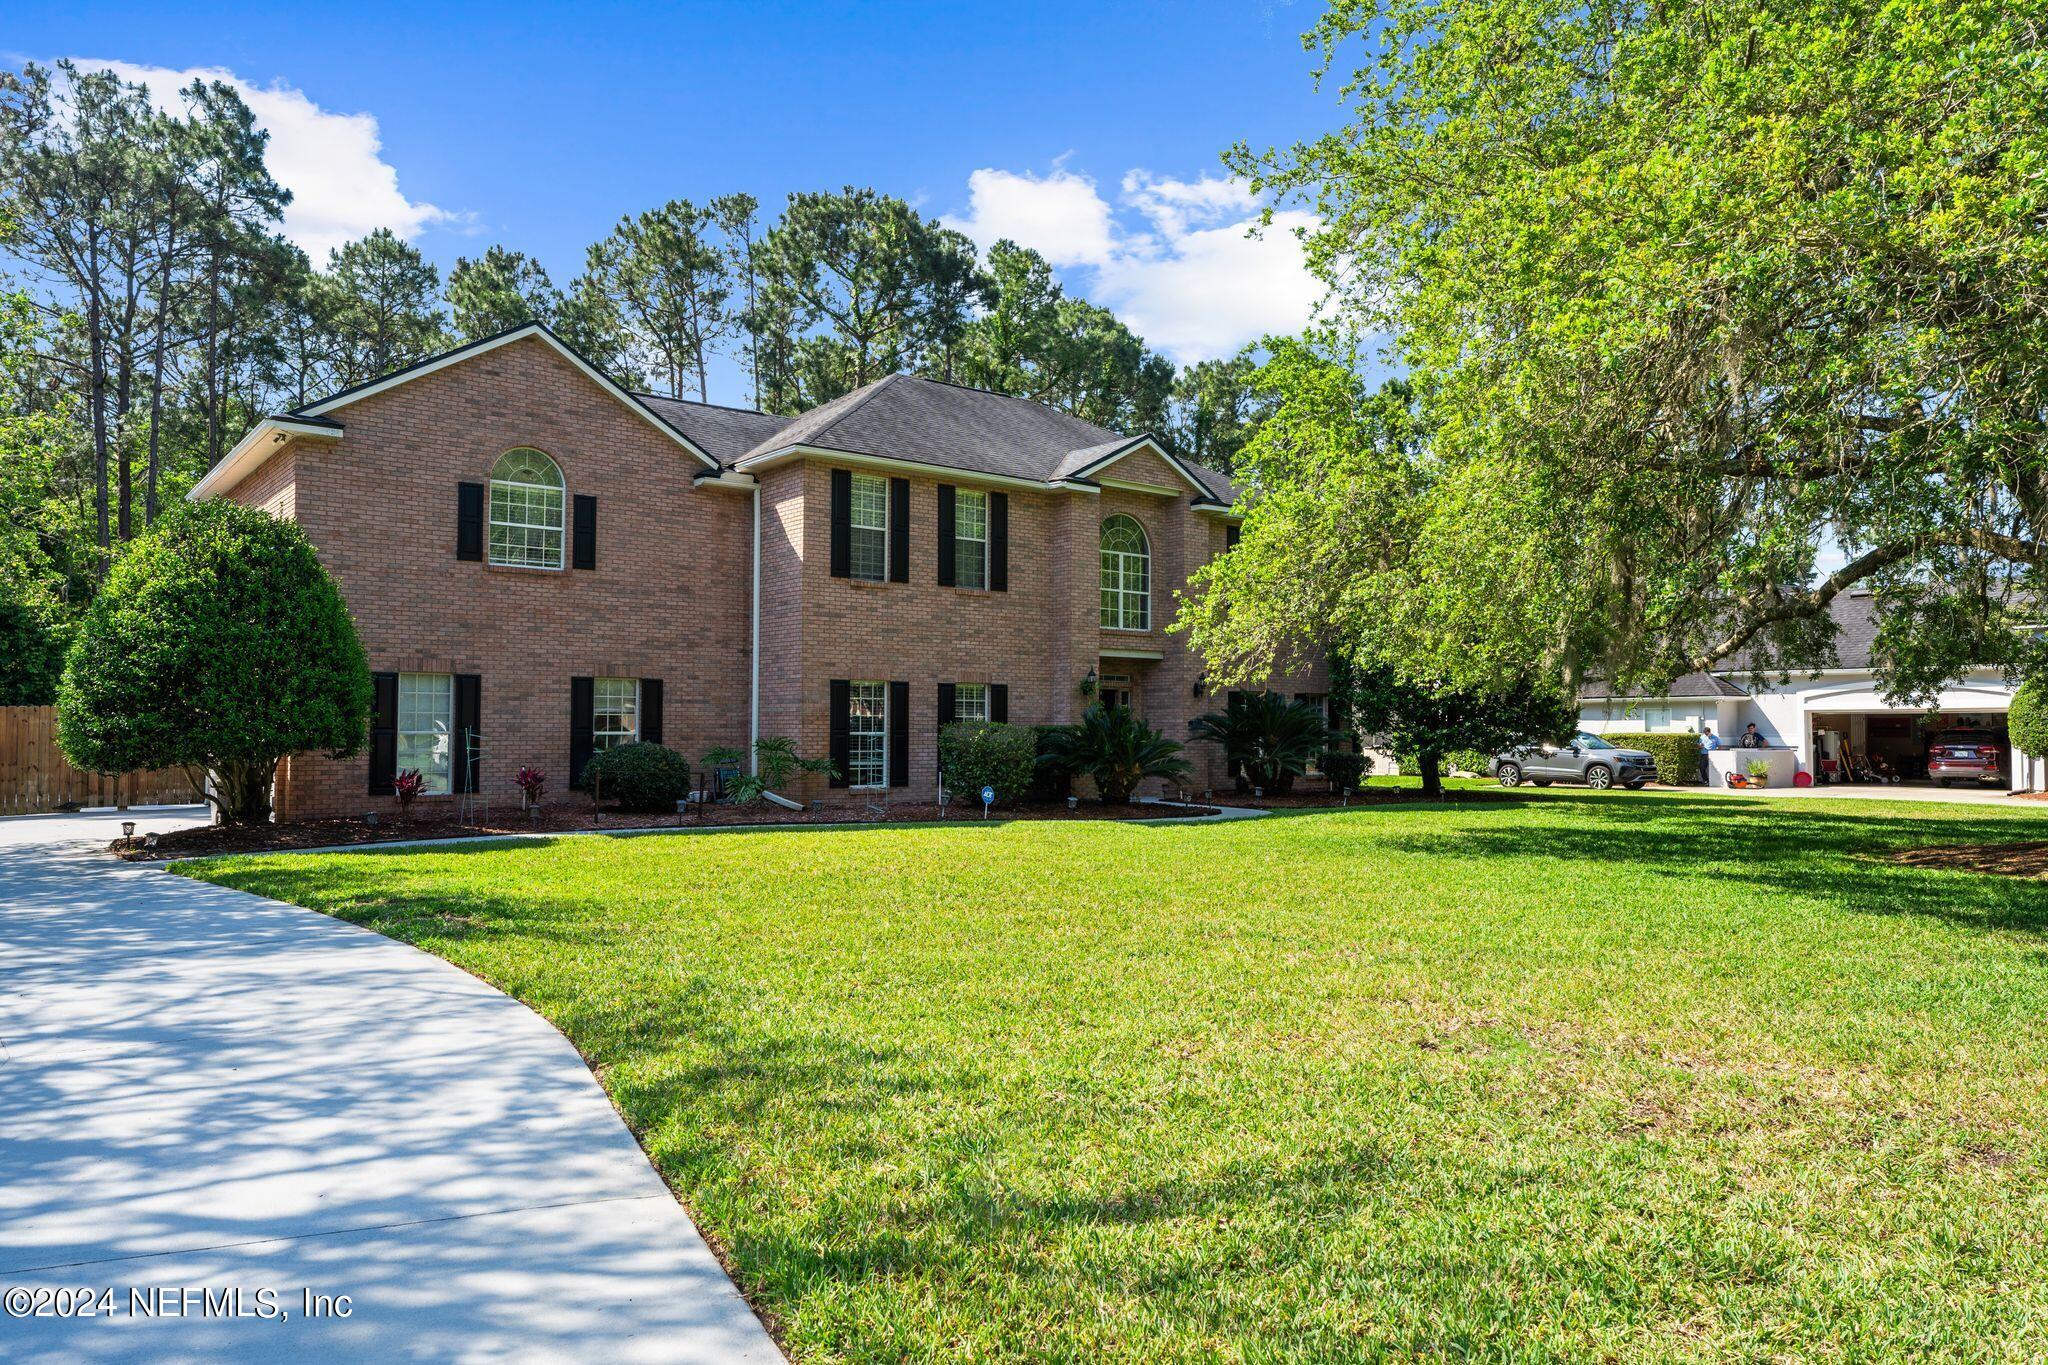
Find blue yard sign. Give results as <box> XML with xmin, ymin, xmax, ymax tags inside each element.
<box><xmin>980</xmin><ymin>784</ymin><xmax>995</xmax><ymax>818</ymax></box>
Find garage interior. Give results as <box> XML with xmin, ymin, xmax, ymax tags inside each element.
<box><xmin>1808</xmin><ymin>710</ymin><xmax>2010</xmax><ymax>785</ymax></box>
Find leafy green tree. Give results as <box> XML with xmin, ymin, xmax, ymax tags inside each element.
<box><xmin>0</xmin><ymin>585</ymin><xmax>65</xmax><ymax>705</ymax></box>
<box><xmin>1229</xmin><ymin>0</ymin><xmax>2048</xmax><ymax>703</ymax></box>
<box><xmin>1040</xmin><ymin>704</ymin><xmax>1192</xmax><ymax>805</ymax></box>
<box><xmin>56</xmin><ymin>502</ymin><xmax>371</xmax><ymax>825</ymax></box>
<box><xmin>1342</xmin><ymin>661</ymin><xmax>1576</xmax><ymax>801</ymax></box>
<box><xmin>1188</xmin><ymin>691</ymin><xmax>1330</xmax><ymax>794</ymax></box>
<box><xmin>754</xmin><ymin>189</ymin><xmax>988</xmax><ymax>408</ymax></box>
<box><xmin>447</xmin><ymin>245</ymin><xmax>560</xmax><ymax>340</ymax></box>
<box><xmin>581</xmin><ymin>200</ymin><xmax>734</xmax><ymax>399</ymax></box>
<box><xmin>323</xmin><ymin>228</ymin><xmax>446</xmax><ymax>386</ymax></box>
<box><xmin>1170</xmin><ymin>353</ymin><xmax>1270</xmax><ymax>475</ymax></box>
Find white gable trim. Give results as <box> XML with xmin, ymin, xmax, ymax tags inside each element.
<box><xmin>298</xmin><ymin>324</ymin><xmax>718</xmax><ymax>469</ymax></box>
<box><xmin>187</xmin><ymin>419</ymin><xmax>344</xmax><ymax>502</ymax></box>
<box><xmin>1067</xmin><ymin>436</ymin><xmax>1224</xmax><ymax>501</ymax></box>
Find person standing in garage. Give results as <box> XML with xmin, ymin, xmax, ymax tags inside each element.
<box><xmin>1699</xmin><ymin>725</ymin><xmax>1721</xmax><ymax>783</ymax></box>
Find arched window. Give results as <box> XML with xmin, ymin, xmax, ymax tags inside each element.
<box><xmin>1100</xmin><ymin>515</ymin><xmax>1150</xmax><ymax>630</ymax></box>
<box><xmin>488</xmin><ymin>447</ymin><xmax>564</xmax><ymax>569</ymax></box>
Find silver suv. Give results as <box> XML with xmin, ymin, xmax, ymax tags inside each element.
<box><xmin>1491</xmin><ymin>732</ymin><xmax>1657</xmax><ymax>790</ymax></box>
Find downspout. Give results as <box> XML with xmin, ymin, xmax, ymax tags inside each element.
<box><xmin>750</xmin><ymin>479</ymin><xmax>761</xmax><ymax>775</ymax></box>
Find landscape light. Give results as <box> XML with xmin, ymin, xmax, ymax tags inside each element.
<box><xmin>121</xmin><ymin>821</ymin><xmax>136</xmax><ymax>838</ymax></box>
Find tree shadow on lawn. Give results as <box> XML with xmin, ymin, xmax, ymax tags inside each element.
<box><xmin>1304</xmin><ymin>793</ymin><xmax>2048</xmax><ymax>938</ymax></box>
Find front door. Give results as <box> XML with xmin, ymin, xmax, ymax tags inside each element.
<box><xmin>1099</xmin><ymin>674</ymin><xmax>1135</xmax><ymax>713</ymax></box>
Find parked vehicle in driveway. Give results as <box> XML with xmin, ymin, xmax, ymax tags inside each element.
<box><xmin>1927</xmin><ymin>728</ymin><xmax>2006</xmax><ymax>787</ymax></box>
<box><xmin>1492</xmin><ymin>732</ymin><xmax>1658</xmax><ymax>790</ymax></box>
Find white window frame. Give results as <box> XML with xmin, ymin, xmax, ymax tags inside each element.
<box><xmin>1101</xmin><ymin>515</ymin><xmax>1151</xmax><ymax>631</ymax></box>
<box><xmin>848</xmin><ymin>681</ymin><xmax>887</xmax><ymax>788</ymax></box>
<box><xmin>488</xmin><ymin>447</ymin><xmax>565</xmax><ymax>570</ymax></box>
<box><xmin>397</xmin><ymin>672</ymin><xmax>454</xmax><ymax>796</ymax></box>
<box><xmin>848</xmin><ymin>472</ymin><xmax>888</xmax><ymax>583</ymax></box>
<box><xmin>592</xmin><ymin>678</ymin><xmax>641</xmax><ymax>752</ymax></box>
<box><xmin>953</xmin><ymin>682</ymin><xmax>989</xmax><ymax>724</ymax></box>
<box><xmin>954</xmin><ymin>488</ymin><xmax>988</xmax><ymax>591</ymax></box>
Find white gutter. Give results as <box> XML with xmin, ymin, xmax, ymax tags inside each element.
<box><xmin>749</xmin><ymin>482</ymin><xmax>761</xmax><ymax>775</ymax></box>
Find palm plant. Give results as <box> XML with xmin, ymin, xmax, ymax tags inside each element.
<box><xmin>1041</xmin><ymin>704</ymin><xmax>1192</xmax><ymax>805</ymax></box>
<box><xmin>1188</xmin><ymin>691</ymin><xmax>1331</xmax><ymax>794</ymax></box>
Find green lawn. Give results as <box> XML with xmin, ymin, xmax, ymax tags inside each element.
<box><xmin>184</xmin><ymin>790</ymin><xmax>2048</xmax><ymax>1361</ymax></box>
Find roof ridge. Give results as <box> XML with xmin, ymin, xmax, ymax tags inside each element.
<box><xmin>634</xmin><ymin>392</ymin><xmax>780</xmax><ymax>418</ymax></box>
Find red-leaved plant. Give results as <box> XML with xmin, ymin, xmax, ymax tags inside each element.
<box><xmin>513</xmin><ymin>765</ymin><xmax>547</xmax><ymax>810</ymax></box>
<box><xmin>393</xmin><ymin>768</ymin><xmax>425</xmax><ymax>824</ymax></box>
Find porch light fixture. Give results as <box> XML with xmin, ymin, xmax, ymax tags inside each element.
<box><xmin>1192</xmin><ymin>675</ymin><xmax>1207</xmax><ymax>698</ymax></box>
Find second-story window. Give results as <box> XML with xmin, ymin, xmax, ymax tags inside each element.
<box><xmin>954</xmin><ymin>489</ymin><xmax>988</xmax><ymax>590</ymax></box>
<box><xmin>488</xmin><ymin>447</ymin><xmax>565</xmax><ymax>569</ymax></box>
<box><xmin>1101</xmin><ymin>514</ymin><xmax>1150</xmax><ymax>631</ymax></box>
<box><xmin>849</xmin><ymin>472</ymin><xmax>888</xmax><ymax>582</ymax></box>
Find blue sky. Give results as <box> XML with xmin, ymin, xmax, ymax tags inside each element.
<box><xmin>11</xmin><ymin>0</ymin><xmax>1341</xmax><ymax>406</ymax></box>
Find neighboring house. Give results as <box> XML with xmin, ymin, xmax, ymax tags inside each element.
<box><xmin>190</xmin><ymin>323</ymin><xmax>1322</xmax><ymax>818</ymax></box>
<box><xmin>1579</xmin><ymin>592</ymin><xmax>2039</xmax><ymax>791</ymax></box>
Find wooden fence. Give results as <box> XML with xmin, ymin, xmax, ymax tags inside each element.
<box><xmin>0</xmin><ymin>707</ymin><xmax>200</xmax><ymax>816</ymax></box>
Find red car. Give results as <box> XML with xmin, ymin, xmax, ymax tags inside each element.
<box><xmin>1927</xmin><ymin>729</ymin><xmax>2006</xmax><ymax>787</ymax></box>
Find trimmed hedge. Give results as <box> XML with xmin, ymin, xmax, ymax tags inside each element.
<box><xmin>1445</xmin><ymin>748</ymin><xmax>1492</xmax><ymax>776</ymax></box>
<box><xmin>583</xmin><ymin>741</ymin><xmax>692</xmax><ymax>811</ymax></box>
<box><xmin>2011</xmin><ymin>679</ymin><xmax>2048</xmax><ymax>760</ymax></box>
<box><xmin>1319</xmin><ymin>749</ymin><xmax>1367</xmax><ymax>790</ymax></box>
<box><xmin>940</xmin><ymin>721</ymin><xmax>1038</xmax><ymax>807</ymax></box>
<box><xmin>1595</xmin><ymin>731</ymin><xmax>1701</xmax><ymax>785</ymax></box>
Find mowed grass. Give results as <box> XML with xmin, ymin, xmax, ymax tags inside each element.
<box><xmin>184</xmin><ymin>791</ymin><xmax>2048</xmax><ymax>1361</ymax></box>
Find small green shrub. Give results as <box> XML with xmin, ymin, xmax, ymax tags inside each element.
<box><xmin>940</xmin><ymin>721</ymin><xmax>1038</xmax><ymax>806</ymax></box>
<box><xmin>583</xmin><ymin>742</ymin><xmax>692</xmax><ymax>811</ymax></box>
<box><xmin>1594</xmin><ymin>732</ymin><xmax>1701</xmax><ymax>785</ymax></box>
<box><xmin>2010</xmin><ymin>679</ymin><xmax>2048</xmax><ymax>759</ymax></box>
<box><xmin>1028</xmin><ymin>724</ymin><xmax>1075</xmax><ymax>802</ymax></box>
<box><xmin>1319</xmin><ymin>749</ymin><xmax>1366</xmax><ymax>790</ymax></box>
<box><xmin>1445</xmin><ymin>748</ymin><xmax>1492</xmax><ymax>776</ymax></box>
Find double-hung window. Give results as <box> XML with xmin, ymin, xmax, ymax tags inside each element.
<box><xmin>397</xmin><ymin>673</ymin><xmax>453</xmax><ymax>795</ymax></box>
<box><xmin>848</xmin><ymin>681</ymin><xmax>887</xmax><ymax>787</ymax></box>
<box><xmin>592</xmin><ymin>678</ymin><xmax>641</xmax><ymax>751</ymax></box>
<box><xmin>954</xmin><ymin>489</ymin><xmax>988</xmax><ymax>590</ymax></box>
<box><xmin>1101</xmin><ymin>515</ymin><xmax>1150</xmax><ymax>630</ymax></box>
<box><xmin>953</xmin><ymin>682</ymin><xmax>989</xmax><ymax>724</ymax></box>
<box><xmin>848</xmin><ymin>473</ymin><xmax>888</xmax><ymax>582</ymax></box>
<box><xmin>488</xmin><ymin>447</ymin><xmax>565</xmax><ymax>569</ymax></box>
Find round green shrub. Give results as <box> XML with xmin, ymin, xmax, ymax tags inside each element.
<box><xmin>583</xmin><ymin>741</ymin><xmax>692</xmax><ymax>811</ymax></box>
<box><xmin>2009</xmin><ymin>679</ymin><xmax>2048</xmax><ymax>760</ymax></box>
<box><xmin>57</xmin><ymin>501</ymin><xmax>371</xmax><ymax>825</ymax></box>
<box><xmin>1318</xmin><ymin>749</ymin><xmax>1367</xmax><ymax>790</ymax></box>
<box><xmin>939</xmin><ymin>721</ymin><xmax>1038</xmax><ymax>806</ymax></box>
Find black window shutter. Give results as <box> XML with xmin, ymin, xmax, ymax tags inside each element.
<box><xmin>1225</xmin><ymin>522</ymin><xmax>1241</xmax><ymax>550</ymax></box>
<box><xmin>889</xmin><ymin>478</ymin><xmax>910</xmax><ymax>582</ymax></box>
<box><xmin>990</xmin><ymin>492</ymin><xmax>1009</xmax><ymax>591</ymax></box>
<box><xmin>457</xmin><ymin>483</ymin><xmax>484</xmax><ymax>561</ymax></box>
<box><xmin>829</xmin><ymin>469</ymin><xmax>851</xmax><ymax>578</ymax></box>
<box><xmin>640</xmin><ymin>678</ymin><xmax>663</xmax><ymax>746</ymax></box>
<box><xmin>936</xmin><ymin>485</ymin><xmax>956</xmax><ymax>586</ymax></box>
<box><xmin>937</xmin><ymin>682</ymin><xmax>955</xmax><ymax>732</ymax></box>
<box><xmin>828</xmin><ymin>680</ymin><xmax>851</xmax><ymax>787</ymax></box>
<box><xmin>573</xmin><ymin>494</ymin><xmax>597</xmax><ymax>570</ymax></box>
<box><xmin>569</xmin><ymin>676</ymin><xmax>595</xmax><ymax>789</ymax></box>
<box><xmin>368</xmin><ymin>672</ymin><xmax>398</xmax><ymax>794</ymax></box>
<box><xmin>991</xmin><ymin>684</ymin><xmax>1008</xmax><ymax>724</ymax></box>
<box><xmin>888</xmin><ymin>680</ymin><xmax>910</xmax><ymax>786</ymax></box>
<box><xmin>454</xmin><ymin>674</ymin><xmax>481</xmax><ymax>793</ymax></box>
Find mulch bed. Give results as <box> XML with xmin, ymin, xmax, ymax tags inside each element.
<box><xmin>111</xmin><ymin>799</ymin><xmax>1223</xmax><ymax>861</ymax></box>
<box><xmin>1889</xmin><ymin>841</ymin><xmax>2048</xmax><ymax>879</ymax></box>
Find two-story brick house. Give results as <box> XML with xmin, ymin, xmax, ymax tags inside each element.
<box><xmin>189</xmin><ymin>323</ymin><xmax>1325</xmax><ymax>819</ymax></box>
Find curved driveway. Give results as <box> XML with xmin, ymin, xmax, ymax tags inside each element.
<box><xmin>0</xmin><ymin>808</ymin><xmax>780</xmax><ymax>1363</ymax></box>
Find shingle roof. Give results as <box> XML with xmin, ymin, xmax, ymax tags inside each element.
<box><xmin>730</xmin><ymin>372</ymin><xmax>1238</xmax><ymax>503</ymax></box>
<box><xmin>1579</xmin><ymin>671</ymin><xmax>1750</xmax><ymax>701</ymax></box>
<box><xmin>633</xmin><ymin>395</ymin><xmax>793</xmax><ymax>464</ymax></box>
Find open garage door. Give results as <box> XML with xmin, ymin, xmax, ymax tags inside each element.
<box><xmin>1810</xmin><ymin>709</ymin><xmax>2011</xmax><ymax>788</ymax></box>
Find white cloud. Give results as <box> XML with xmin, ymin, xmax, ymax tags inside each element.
<box><xmin>66</xmin><ymin>59</ymin><xmax>456</xmax><ymax>261</ymax></box>
<box><xmin>945</xmin><ymin>163</ymin><xmax>1325</xmax><ymax>364</ymax></box>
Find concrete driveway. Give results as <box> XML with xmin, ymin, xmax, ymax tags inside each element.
<box><xmin>0</xmin><ymin>808</ymin><xmax>781</xmax><ymax>1363</ymax></box>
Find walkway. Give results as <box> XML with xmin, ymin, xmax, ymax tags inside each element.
<box><xmin>0</xmin><ymin>808</ymin><xmax>781</xmax><ymax>1363</ymax></box>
